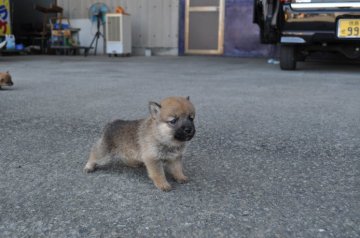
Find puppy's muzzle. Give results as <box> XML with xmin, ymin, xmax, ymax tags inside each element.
<box><xmin>7</xmin><ymin>81</ymin><xmax>13</xmax><ymax>86</ymax></box>
<box><xmin>175</xmin><ymin>126</ymin><xmax>196</xmax><ymax>141</ymax></box>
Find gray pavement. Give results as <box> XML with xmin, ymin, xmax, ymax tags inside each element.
<box><xmin>0</xmin><ymin>55</ymin><xmax>359</xmax><ymax>238</ymax></box>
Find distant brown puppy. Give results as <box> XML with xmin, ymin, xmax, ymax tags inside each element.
<box><xmin>84</xmin><ymin>96</ymin><xmax>196</xmax><ymax>191</ymax></box>
<box><xmin>0</xmin><ymin>71</ymin><xmax>13</xmax><ymax>89</ymax></box>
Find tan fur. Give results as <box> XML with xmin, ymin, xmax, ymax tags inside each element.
<box><xmin>84</xmin><ymin>96</ymin><xmax>196</xmax><ymax>191</ymax></box>
<box><xmin>0</xmin><ymin>71</ymin><xmax>13</xmax><ymax>89</ymax></box>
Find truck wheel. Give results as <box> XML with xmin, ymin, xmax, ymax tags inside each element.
<box><xmin>280</xmin><ymin>45</ymin><xmax>296</xmax><ymax>70</ymax></box>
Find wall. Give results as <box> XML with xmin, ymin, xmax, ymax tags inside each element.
<box><xmin>57</xmin><ymin>0</ymin><xmax>179</xmax><ymax>55</ymax></box>
<box><xmin>58</xmin><ymin>0</ymin><xmax>271</xmax><ymax>57</ymax></box>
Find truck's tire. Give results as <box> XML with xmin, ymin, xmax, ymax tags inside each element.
<box><xmin>280</xmin><ymin>45</ymin><xmax>297</xmax><ymax>70</ymax></box>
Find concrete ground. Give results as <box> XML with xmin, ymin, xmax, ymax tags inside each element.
<box><xmin>0</xmin><ymin>55</ymin><xmax>359</xmax><ymax>238</ymax></box>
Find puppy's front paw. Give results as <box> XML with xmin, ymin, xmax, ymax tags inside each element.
<box><xmin>175</xmin><ymin>175</ymin><xmax>188</xmax><ymax>184</ymax></box>
<box><xmin>83</xmin><ymin>164</ymin><xmax>96</xmax><ymax>173</ymax></box>
<box><xmin>155</xmin><ymin>181</ymin><xmax>172</xmax><ymax>192</ymax></box>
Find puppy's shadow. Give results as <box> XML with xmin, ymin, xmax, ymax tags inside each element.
<box><xmin>0</xmin><ymin>88</ymin><xmax>14</xmax><ymax>91</ymax></box>
<box><xmin>94</xmin><ymin>161</ymin><xmax>181</xmax><ymax>184</ymax></box>
<box><xmin>95</xmin><ymin>161</ymin><xmax>148</xmax><ymax>179</ymax></box>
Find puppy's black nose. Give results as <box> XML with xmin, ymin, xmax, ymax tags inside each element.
<box><xmin>184</xmin><ymin>127</ymin><xmax>193</xmax><ymax>134</ymax></box>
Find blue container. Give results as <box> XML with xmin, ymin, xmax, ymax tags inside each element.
<box><xmin>54</xmin><ymin>23</ymin><xmax>70</xmax><ymax>30</ymax></box>
<box><xmin>16</xmin><ymin>44</ymin><xmax>24</xmax><ymax>50</ymax></box>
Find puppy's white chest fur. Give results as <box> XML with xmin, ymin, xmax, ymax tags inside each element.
<box><xmin>156</xmin><ymin>144</ymin><xmax>185</xmax><ymax>161</ymax></box>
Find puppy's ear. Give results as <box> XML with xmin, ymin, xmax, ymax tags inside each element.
<box><xmin>149</xmin><ymin>102</ymin><xmax>161</xmax><ymax>119</ymax></box>
<box><xmin>186</xmin><ymin>96</ymin><xmax>190</xmax><ymax>101</ymax></box>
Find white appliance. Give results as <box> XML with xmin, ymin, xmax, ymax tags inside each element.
<box><xmin>105</xmin><ymin>13</ymin><xmax>131</xmax><ymax>55</ymax></box>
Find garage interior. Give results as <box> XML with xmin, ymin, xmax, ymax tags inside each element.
<box><xmin>9</xmin><ymin>0</ymin><xmax>61</xmax><ymax>54</ymax></box>
<box><xmin>3</xmin><ymin>0</ymin><xmax>271</xmax><ymax>57</ymax></box>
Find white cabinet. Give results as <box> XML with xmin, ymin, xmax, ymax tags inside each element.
<box><xmin>105</xmin><ymin>14</ymin><xmax>132</xmax><ymax>55</ymax></box>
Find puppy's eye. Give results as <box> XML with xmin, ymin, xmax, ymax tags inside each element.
<box><xmin>188</xmin><ymin>116</ymin><xmax>194</xmax><ymax>121</ymax></box>
<box><xmin>168</xmin><ymin>118</ymin><xmax>178</xmax><ymax>125</ymax></box>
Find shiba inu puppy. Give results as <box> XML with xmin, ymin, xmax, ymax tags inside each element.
<box><xmin>84</xmin><ymin>96</ymin><xmax>196</xmax><ymax>191</ymax></box>
<box><xmin>0</xmin><ymin>71</ymin><xmax>13</xmax><ymax>89</ymax></box>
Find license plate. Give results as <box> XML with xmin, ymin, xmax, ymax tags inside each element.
<box><xmin>337</xmin><ymin>19</ymin><xmax>360</xmax><ymax>38</ymax></box>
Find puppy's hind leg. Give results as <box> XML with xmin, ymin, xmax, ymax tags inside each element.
<box><xmin>84</xmin><ymin>149</ymin><xmax>98</xmax><ymax>173</ymax></box>
<box><xmin>84</xmin><ymin>140</ymin><xmax>110</xmax><ymax>173</ymax></box>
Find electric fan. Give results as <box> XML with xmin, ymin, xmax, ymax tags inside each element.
<box><xmin>88</xmin><ymin>2</ymin><xmax>110</xmax><ymax>55</ymax></box>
